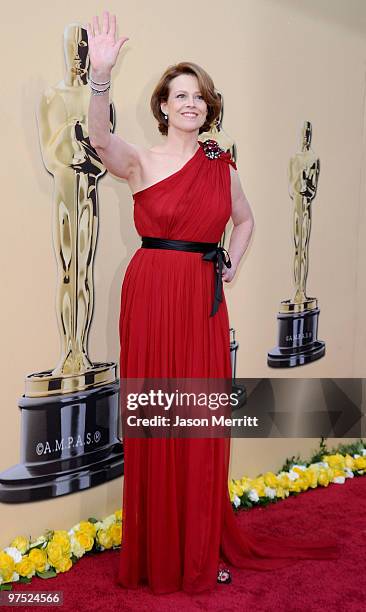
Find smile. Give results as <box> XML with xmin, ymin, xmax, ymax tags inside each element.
<box><xmin>182</xmin><ymin>113</ymin><xmax>198</xmax><ymax>118</ymax></box>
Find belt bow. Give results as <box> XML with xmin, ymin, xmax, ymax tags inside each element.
<box><xmin>202</xmin><ymin>246</ymin><xmax>232</xmax><ymax>317</ymax></box>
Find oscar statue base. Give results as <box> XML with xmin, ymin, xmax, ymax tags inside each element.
<box><xmin>0</xmin><ymin>380</ymin><xmax>123</xmax><ymax>503</ymax></box>
<box><xmin>232</xmin><ymin>382</ymin><xmax>247</xmax><ymax>410</ymax></box>
<box><xmin>267</xmin><ymin>306</ymin><xmax>325</xmax><ymax>368</ymax></box>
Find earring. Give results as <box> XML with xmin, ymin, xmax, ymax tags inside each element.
<box><xmin>164</xmin><ymin>114</ymin><xmax>168</xmax><ymax>120</ymax></box>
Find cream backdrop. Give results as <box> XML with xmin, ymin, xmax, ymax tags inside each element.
<box><xmin>0</xmin><ymin>0</ymin><xmax>365</xmax><ymax>547</ymax></box>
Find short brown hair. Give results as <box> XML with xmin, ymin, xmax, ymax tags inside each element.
<box><xmin>150</xmin><ymin>61</ymin><xmax>222</xmax><ymax>136</ymax></box>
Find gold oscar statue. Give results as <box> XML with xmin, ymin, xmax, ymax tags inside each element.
<box><xmin>268</xmin><ymin>121</ymin><xmax>325</xmax><ymax>367</ymax></box>
<box><xmin>0</xmin><ymin>24</ymin><xmax>123</xmax><ymax>503</ymax></box>
<box><xmin>29</xmin><ymin>23</ymin><xmax>117</xmax><ymax>396</ymax></box>
<box><xmin>287</xmin><ymin>121</ymin><xmax>320</xmax><ymax>309</ymax></box>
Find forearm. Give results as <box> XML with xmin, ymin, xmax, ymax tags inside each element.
<box><xmin>88</xmin><ymin>70</ymin><xmax>112</xmax><ymax>149</ymax></box>
<box><xmin>227</xmin><ymin>218</ymin><xmax>254</xmax><ymax>269</ymax></box>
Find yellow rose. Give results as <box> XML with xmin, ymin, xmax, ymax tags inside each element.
<box><xmin>251</xmin><ymin>477</ymin><xmax>266</xmax><ymax>497</ymax></box>
<box><xmin>78</xmin><ymin>521</ymin><xmax>97</xmax><ymax>538</ymax></box>
<box><xmin>275</xmin><ymin>486</ymin><xmax>286</xmax><ymax>499</ymax></box>
<box><xmin>28</xmin><ymin>548</ymin><xmax>48</xmax><ymax>573</ymax></box>
<box><xmin>52</xmin><ymin>532</ymin><xmax>71</xmax><ymax>556</ymax></box>
<box><xmin>0</xmin><ymin>551</ymin><xmax>16</xmax><ymax>583</ymax></box>
<box><xmin>10</xmin><ymin>536</ymin><xmax>29</xmax><ymax>555</ymax></box>
<box><xmin>292</xmin><ymin>466</ymin><xmax>305</xmax><ymax>476</ymax></box>
<box><xmin>114</xmin><ymin>509</ymin><xmax>122</xmax><ymax>522</ymax></box>
<box><xmin>318</xmin><ymin>470</ymin><xmax>330</xmax><ymax>486</ymax></box>
<box><xmin>296</xmin><ymin>477</ymin><xmax>308</xmax><ymax>492</ymax></box>
<box><xmin>240</xmin><ymin>477</ymin><xmax>252</xmax><ymax>489</ymax></box>
<box><xmin>15</xmin><ymin>555</ymin><xmax>35</xmax><ymax>578</ymax></box>
<box><xmin>307</xmin><ymin>468</ymin><xmax>319</xmax><ymax>488</ymax></box>
<box><xmin>263</xmin><ymin>471</ymin><xmax>278</xmax><ymax>488</ymax></box>
<box><xmin>97</xmin><ymin>529</ymin><xmax>113</xmax><ymax>549</ymax></box>
<box><xmin>354</xmin><ymin>457</ymin><xmax>366</xmax><ymax>469</ymax></box>
<box><xmin>54</xmin><ymin>556</ymin><xmax>72</xmax><ymax>573</ymax></box>
<box><xmin>108</xmin><ymin>524</ymin><xmax>122</xmax><ymax>546</ymax></box>
<box><xmin>277</xmin><ymin>474</ymin><xmax>291</xmax><ymax>489</ymax></box>
<box><xmin>229</xmin><ymin>482</ymin><xmax>244</xmax><ymax>498</ymax></box>
<box><xmin>52</xmin><ymin>530</ymin><xmax>68</xmax><ymax>538</ymax></box>
<box><xmin>325</xmin><ymin>454</ymin><xmax>345</xmax><ymax>469</ymax></box>
<box><xmin>300</xmin><ymin>471</ymin><xmax>312</xmax><ymax>489</ymax></box>
<box><xmin>345</xmin><ymin>454</ymin><xmax>354</xmax><ymax>469</ymax></box>
<box><xmin>46</xmin><ymin>541</ymin><xmax>63</xmax><ymax>566</ymax></box>
<box><xmin>75</xmin><ymin>531</ymin><xmax>94</xmax><ymax>552</ymax></box>
<box><xmin>290</xmin><ymin>479</ymin><xmax>302</xmax><ymax>493</ymax></box>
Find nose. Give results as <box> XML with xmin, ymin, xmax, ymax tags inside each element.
<box><xmin>184</xmin><ymin>95</ymin><xmax>197</xmax><ymax>106</ymax></box>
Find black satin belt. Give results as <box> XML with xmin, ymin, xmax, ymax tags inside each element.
<box><xmin>140</xmin><ymin>236</ymin><xmax>232</xmax><ymax>317</ymax></box>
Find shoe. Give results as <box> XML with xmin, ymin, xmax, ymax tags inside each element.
<box><xmin>217</xmin><ymin>568</ymin><xmax>232</xmax><ymax>584</ymax></box>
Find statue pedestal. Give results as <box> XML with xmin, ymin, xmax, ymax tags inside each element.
<box><xmin>268</xmin><ymin>303</ymin><xmax>325</xmax><ymax>368</ymax></box>
<box><xmin>0</xmin><ymin>380</ymin><xmax>123</xmax><ymax>503</ymax></box>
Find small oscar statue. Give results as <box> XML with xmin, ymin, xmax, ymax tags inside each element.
<box><xmin>0</xmin><ymin>24</ymin><xmax>123</xmax><ymax>503</ymax></box>
<box><xmin>198</xmin><ymin>91</ymin><xmax>237</xmax><ymax>163</ymax></box>
<box><xmin>268</xmin><ymin>121</ymin><xmax>325</xmax><ymax>367</ymax></box>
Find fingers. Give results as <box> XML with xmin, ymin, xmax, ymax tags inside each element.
<box><xmin>115</xmin><ymin>36</ymin><xmax>130</xmax><ymax>52</ymax></box>
<box><xmin>109</xmin><ymin>13</ymin><xmax>116</xmax><ymax>38</ymax></box>
<box><xmin>102</xmin><ymin>10</ymin><xmax>109</xmax><ymax>34</ymax></box>
<box><xmin>92</xmin><ymin>15</ymin><xmax>100</xmax><ymax>36</ymax></box>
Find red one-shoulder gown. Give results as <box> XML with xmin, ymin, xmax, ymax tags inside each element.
<box><xmin>117</xmin><ymin>140</ymin><xmax>339</xmax><ymax>594</ymax></box>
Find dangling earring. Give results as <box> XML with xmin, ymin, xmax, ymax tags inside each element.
<box><xmin>164</xmin><ymin>114</ymin><xmax>168</xmax><ymax>120</ymax></box>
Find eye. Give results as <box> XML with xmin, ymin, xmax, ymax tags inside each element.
<box><xmin>177</xmin><ymin>94</ymin><xmax>185</xmax><ymax>98</ymax></box>
<box><xmin>196</xmin><ymin>95</ymin><xmax>204</xmax><ymax>100</ymax></box>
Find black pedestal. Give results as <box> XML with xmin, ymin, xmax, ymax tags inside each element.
<box><xmin>231</xmin><ymin>382</ymin><xmax>247</xmax><ymax>410</ymax></box>
<box><xmin>268</xmin><ymin>307</ymin><xmax>325</xmax><ymax>368</ymax></box>
<box><xmin>0</xmin><ymin>381</ymin><xmax>123</xmax><ymax>503</ymax></box>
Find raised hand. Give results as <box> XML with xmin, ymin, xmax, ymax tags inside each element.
<box><xmin>86</xmin><ymin>11</ymin><xmax>129</xmax><ymax>77</ymax></box>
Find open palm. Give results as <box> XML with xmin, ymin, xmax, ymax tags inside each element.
<box><xmin>87</xmin><ymin>11</ymin><xmax>129</xmax><ymax>74</ymax></box>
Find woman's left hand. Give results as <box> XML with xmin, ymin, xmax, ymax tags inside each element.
<box><xmin>219</xmin><ymin>263</ymin><xmax>237</xmax><ymax>283</ymax></box>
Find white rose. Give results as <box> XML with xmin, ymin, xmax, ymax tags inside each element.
<box><xmin>248</xmin><ymin>489</ymin><xmax>259</xmax><ymax>502</ymax></box>
<box><xmin>264</xmin><ymin>487</ymin><xmax>276</xmax><ymax>499</ymax></box>
<box><xmin>4</xmin><ymin>547</ymin><xmax>22</xmax><ymax>563</ymax></box>
<box><xmin>233</xmin><ymin>495</ymin><xmax>241</xmax><ymax>508</ymax></box>
<box><xmin>288</xmin><ymin>471</ymin><xmax>299</xmax><ymax>481</ymax></box>
<box><xmin>344</xmin><ymin>468</ymin><xmax>354</xmax><ymax>478</ymax></box>
<box><xmin>333</xmin><ymin>476</ymin><xmax>345</xmax><ymax>484</ymax></box>
<box><xmin>70</xmin><ymin>535</ymin><xmax>85</xmax><ymax>558</ymax></box>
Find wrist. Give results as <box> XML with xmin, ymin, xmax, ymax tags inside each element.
<box><xmin>90</xmin><ymin>69</ymin><xmax>112</xmax><ymax>81</ymax></box>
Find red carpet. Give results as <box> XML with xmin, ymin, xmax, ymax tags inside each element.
<box><xmin>12</xmin><ymin>476</ymin><xmax>366</xmax><ymax>611</ymax></box>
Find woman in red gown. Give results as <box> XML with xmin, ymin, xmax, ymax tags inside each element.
<box><xmin>87</xmin><ymin>11</ymin><xmax>339</xmax><ymax>596</ymax></box>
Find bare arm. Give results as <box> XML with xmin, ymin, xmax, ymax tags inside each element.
<box><xmin>87</xmin><ymin>11</ymin><xmax>141</xmax><ymax>180</ymax></box>
<box><xmin>88</xmin><ymin>81</ymin><xmax>141</xmax><ymax>179</ymax></box>
<box><xmin>222</xmin><ymin>165</ymin><xmax>255</xmax><ymax>282</ymax></box>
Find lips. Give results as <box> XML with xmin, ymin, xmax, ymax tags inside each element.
<box><xmin>182</xmin><ymin>112</ymin><xmax>198</xmax><ymax>118</ymax></box>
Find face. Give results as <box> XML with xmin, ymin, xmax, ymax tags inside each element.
<box><xmin>64</xmin><ymin>24</ymin><xmax>89</xmax><ymax>74</ymax></box>
<box><xmin>161</xmin><ymin>74</ymin><xmax>208</xmax><ymax>133</ymax></box>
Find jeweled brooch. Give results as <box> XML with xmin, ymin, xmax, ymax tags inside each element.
<box><xmin>201</xmin><ymin>138</ymin><xmax>226</xmax><ymax>159</ymax></box>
